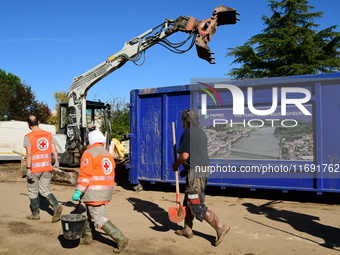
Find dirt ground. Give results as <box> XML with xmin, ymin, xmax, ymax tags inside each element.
<box><xmin>0</xmin><ymin>162</ymin><xmax>340</xmax><ymax>255</ymax></box>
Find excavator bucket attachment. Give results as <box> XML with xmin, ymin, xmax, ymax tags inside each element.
<box><xmin>195</xmin><ymin>6</ymin><xmax>240</xmax><ymax>64</ymax></box>
<box><xmin>212</xmin><ymin>6</ymin><xmax>240</xmax><ymax>25</ymax></box>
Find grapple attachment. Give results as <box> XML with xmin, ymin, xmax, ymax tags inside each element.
<box><xmin>195</xmin><ymin>6</ymin><xmax>240</xmax><ymax>64</ymax></box>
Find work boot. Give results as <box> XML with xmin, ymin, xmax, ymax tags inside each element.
<box><xmin>102</xmin><ymin>220</ymin><xmax>128</xmax><ymax>253</ymax></box>
<box><xmin>46</xmin><ymin>193</ymin><xmax>63</xmax><ymax>223</ymax></box>
<box><xmin>175</xmin><ymin>212</ymin><xmax>194</xmax><ymax>239</ymax></box>
<box><xmin>27</xmin><ymin>198</ymin><xmax>40</xmax><ymax>220</ymax></box>
<box><xmin>80</xmin><ymin>218</ymin><xmax>95</xmax><ymax>245</ymax></box>
<box><xmin>204</xmin><ymin>209</ymin><xmax>230</xmax><ymax>246</ymax></box>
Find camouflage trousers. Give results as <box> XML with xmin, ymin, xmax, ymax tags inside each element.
<box><xmin>183</xmin><ymin>169</ymin><xmax>208</xmax><ymax>222</ymax></box>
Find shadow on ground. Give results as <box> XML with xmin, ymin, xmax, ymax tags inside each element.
<box><xmin>243</xmin><ymin>201</ymin><xmax>340</xmax><ymax>250</ymax></box>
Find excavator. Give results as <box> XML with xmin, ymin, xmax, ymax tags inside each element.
<box><xmin>53</xmin><ymin>6</ymin><xmax>239</xmax><ymax>183</ymax></box>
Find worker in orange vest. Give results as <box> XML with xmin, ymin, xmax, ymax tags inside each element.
<box><xmin>72</xmin><ymin>129</ymin><xmax>128</xmax><ymax>253</ymax></box>
<box><xmin>24</xmin><ymin>115</ymin><xmax>63</xmax><ymax>223</ymax></box>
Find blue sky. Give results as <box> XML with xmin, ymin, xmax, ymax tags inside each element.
<box><xmin>1</xmin><ymin>0</ymin><xmax>339</xmax><ymax>110</ymax></box>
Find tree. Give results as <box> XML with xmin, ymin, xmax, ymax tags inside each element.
<box><xmin>48</xmin><ymin>91</ymin><xmax>68</xmax><ymax>128</ymax></box>
<box><xmin>0</xmin><ymin>70</ymin><xmax>20</xmax><ymax>120</ymax></box>
<box><xmin>0</xmin><ymin>79</ymin><xmax>10</xmax><ymax>120</ymax></box>
<box><xmin>0</xmin><ymin>69</ymin><xmax>51</xmax><ymax>122</ymax></box>
<box><xmin>107</xmin><ymin>97</ymin><xmax>130</xmax><ymax>141</ymax></box>
<box><xmin>8</xmin><ymin>82</ymin><xmax>35</xmax><ymax>120</ymax></box>
<box><xmin>31</xmin><ymin>102</ymin><xmax>51</xmax><ymax>124</ymax></box>
<box><xmin>226</xmin><ymin>0</ymin><xmax>340</xmax><ymax>78</ymax></box>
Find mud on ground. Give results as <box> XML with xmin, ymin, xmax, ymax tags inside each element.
<box><xmin>0</xmin><ymin>162</ymin><xmax>340</xmax><ymax>255</ymax></box>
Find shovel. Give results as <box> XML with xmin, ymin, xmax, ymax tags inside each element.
<box><xmin>168</xmin><ymin>122</ymin><xmax>186</xmax><ymax>223</ymax></box>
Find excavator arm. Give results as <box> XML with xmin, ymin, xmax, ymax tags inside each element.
<box><xmin>64</xmin><ymin>6</ymin><xmax>239</xmax><ymax>166</ymax></box>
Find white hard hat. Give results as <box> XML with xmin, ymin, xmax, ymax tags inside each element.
<box><xmin>89</xmin><ymin>130</ymin><xmax>106</xmax><ymax>145</ymax></box>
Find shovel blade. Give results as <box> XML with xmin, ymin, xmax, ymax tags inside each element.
<box><xmin>168</xmin><ymin>206</ymin><xmax>186</xmax><ymax>223</ymax></box>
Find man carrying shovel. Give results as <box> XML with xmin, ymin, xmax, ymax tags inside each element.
<box><xmin>172</xmin><ymin>109</ymin><xmax>230</xmax><ymax>246</ymax></box>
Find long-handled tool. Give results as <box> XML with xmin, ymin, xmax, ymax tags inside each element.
<box><xmin>168</xmin><ymin>122</ymin><xmax>186</xmax><ymax>223</ymax></box>
<box><xmin>71</xmin><ymin>200</ymin><xmax>82</xmax><ymax>214</ymax></box>
<box><xmin>71</xmin><ymin>192</ymin><xmax>86</xmax><ymax>214</ymax></box>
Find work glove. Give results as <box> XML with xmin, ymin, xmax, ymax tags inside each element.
<box><xmin>53</xmin><ymin>163</ymin><xmax>59</xmax><ymax>169</ymax></box>
<box><xmin>72</xmin><ymin>190</ymin><xmax>83</xmax><ymax>201</ymax></box>
<box><xmin>26</xmin><ymin>168</ymin><xmax>34</xmax><ymax>184</ymax></box>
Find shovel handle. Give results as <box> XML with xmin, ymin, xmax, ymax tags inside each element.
<box><xmin>172</xmin><ymin>122</ymin><xmax>177</xmax><ymax>162</ymax></box>
<box><xmin>172</xmin><ymin>122</ymin><xmax>180</xmax><ymax>197</ymax></box>
<box><xmin>175</xmin><ymin>169</ymin><xmax>180</xmax><ymax>198</ymax></box>
<box><xmin>71</xmin><ymin>200</ymin><xmax>82</xmax><ymax>214</ymax></box>
<box><xmin>75</xmin><ymin>200</ymin><xmax>81</xmax><ymax>210</ymax></box>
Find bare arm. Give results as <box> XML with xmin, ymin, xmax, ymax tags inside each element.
<box><xmin>51</xmin><ymin>143</ymin><xmax>59</xmax><ymax>164</ymax></box>
<box><xmin>25</xmin><ymin>146</ymin><xmax>32</xmax><ymax>168</ymax></box>
<box><xmin>172</xmin><ymin>152</ymin><xmax>189</xmax><ymax>171</ymax></box>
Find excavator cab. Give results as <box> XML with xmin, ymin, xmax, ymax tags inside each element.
<box><xmin>58</xmin><ymin>101</ymin><xmax>111</xmax><ymax>166</ymax></box>
<box><xmin>59</xmin><ymin>101</ymin><xmax>110</xmax><ymax>135</ymax></box>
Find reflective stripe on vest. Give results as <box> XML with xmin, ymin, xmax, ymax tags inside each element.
<box><xmin>78</xmin><ymin>178</ymin><xmax>90</xmax><ymax>184</ymax></box>
<box><xmin>87</xmin><ymin>185</ymin><xmax>114</xmax><ymax>190</ymax></box>
<box><xmin>31</xmin><ymin>161</ymin><xmax>52</xmax><ymax>168</ymax></box>
<box><xmin>32</xmin><ymin>153</ymin><xmax>51</xmax><ymax>160</ymax></box>
<box><xmin>91</xmin><ymin>176</ymin><xmax>115</xmax><ymax>181</ymax></box>
<box><xmin>77</xmin><ymin>176</ymin><xmax>115</xmax><ymax>191</ymax></box>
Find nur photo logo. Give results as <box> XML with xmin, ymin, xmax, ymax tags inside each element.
<box><xmin>199</xmin><ymin>83</ymin><xmax>311</xmax><ymax>116</ymax></box>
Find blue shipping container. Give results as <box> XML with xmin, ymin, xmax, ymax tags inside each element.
<box><xmin>128</xmin><ymin>73</ymin><xmax>340</xmax><ymax>194</ymax></box>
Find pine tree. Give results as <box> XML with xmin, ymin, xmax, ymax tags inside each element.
<box><xmin>226</xmin><ymin>0</ymin><xmax>340</xmax><ymax>78</ymax></box>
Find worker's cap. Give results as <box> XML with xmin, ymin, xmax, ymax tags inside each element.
<box><xmin>89</xmin><ymin>130</ymin><xmax>106</xmax><ymax>145</ymax></box>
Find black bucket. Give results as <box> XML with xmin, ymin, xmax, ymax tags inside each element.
<box><xmin>61</xmin><ymin>214</ymin><xmax>87</xmax><ymax>240</ymax></box>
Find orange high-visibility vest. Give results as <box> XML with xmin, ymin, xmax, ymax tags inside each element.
<box><xmin>77</xmin><ymin>143</ymin><xmax>115</xmax><ymax>206</ymax></box>
<box><xmin>25</xmin><ymin>129</ymin><xmax>53</xmax><ymax>173</ymax></box>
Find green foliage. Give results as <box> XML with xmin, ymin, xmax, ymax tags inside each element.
<box><xmin>48</xmin><ymin>91</ymin><xmax>68</xmax><ymax>127</ymax></box>
<box><xmin>107</xmin><ymin>97</ymin><xmax>130</xmax><ymax>141</ymax></box>
<box><xmin>0</xmin><ymin>80</ymin><xmax>10</xmax><ymax>120</ymax></box>
<box><xmin>53</xmin><ymin>91</ymin><xmax>68</xmax><ymax>106</ymax></box>
<box><xmin>31</xmin><ymin>102</ymin><xmax>51</xmax><ymax>124</ymax></box>
<box><xmin>226</xmin><ymin>0</ymin><xmax>340</xmax><ymax>78</ymax></box>
<box><xmin>0</xmin><ymin>69</ymin><xmax>51</xmax><ymax>122</ymax></box>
